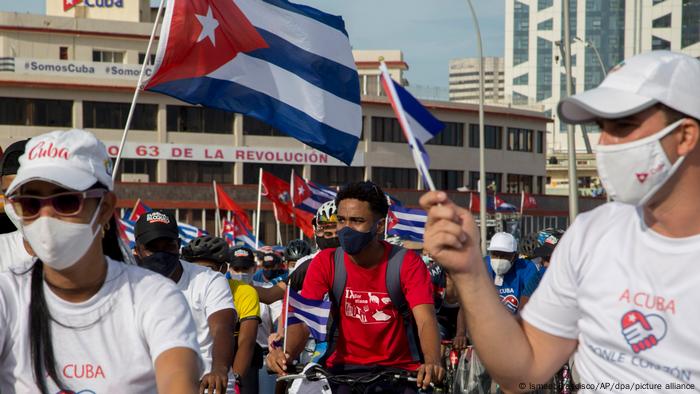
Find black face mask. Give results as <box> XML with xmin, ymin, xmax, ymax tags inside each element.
<box><xmin>137</xmin><ymin>252</ymin><xmax>180</xmax><ymax>278</ymax></box>
<box><xmin>263</xmin><ymin>269</ymin><xmax>286</xmax><ymax>280</ymax></box>
<box><xmin>316</xmin><ymin>236</ymin><xmax>340</xmax><ymax>250</ymax></box>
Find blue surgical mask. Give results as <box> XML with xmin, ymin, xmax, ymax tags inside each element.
<box><xmin>337</xmin><ymin>222</ymin><xmax>378</xmax><ymax>255</ymax></box>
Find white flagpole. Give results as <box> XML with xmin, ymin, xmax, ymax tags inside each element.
<box><xmin>283</xmin><ymin>284</ymin><xmax>291</xmax><ymax>354</ymax></box>
<box><xmin>213</xmin><ymin>180</ymin><xmax>221</xmax><ymax>236</ymax></box>
<box><xmin>379</xmin><ymin>62</ymin><xmax>436</xmax><ymax>191</ymax></box>
<box><xmin>272</xmin><ymin>203</ymin><xmax>282</xmax><ymax>245</ymax></box>
<box><xmin>520</xmin><ymin>191</ymin><xmax>525</xmax><ymax>215</ymax></box>
<box><xmin>255</xmin><ymin>168</ymin><xmax>263</xmax><ymax>249</ymax></box>
<box><xmin>290</xmin><ymin>170</ymin><xmax>303</xmax><ymax>240</ymax></box>
<box><xmin>383</xmin><ymin>194</ymin><xmax>391</xmax><ymax>239</ymax></box>
<box><xmin>112</xmin><ymin>0</ymin><xmax>165</xmax><ymax>182</ymax></box>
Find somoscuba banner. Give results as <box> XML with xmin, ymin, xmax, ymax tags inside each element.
<box><xmin>104</xmin><ymin>141</ymin><xmax>364</xmax><ymax>167</ymax></box>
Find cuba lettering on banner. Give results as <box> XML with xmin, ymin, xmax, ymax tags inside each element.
<box><xmin>104</xmin><ymin>141</ymin><xmax>364</xmax><ymax>167</ymax></box>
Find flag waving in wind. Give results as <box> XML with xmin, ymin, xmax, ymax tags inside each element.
<box><xmin>215</xmin><ymin>183</ymin><xmax>252</xmax><ymax>231</ymax></box>
<box><xmin>379</xmin><ymin>63</ymin><xmax>444</xmax><ymax>189</ymax></box>
<box><xmin>145</xmin><ymin>0</ymin><xmax>361</xmax><ymax>165</ymax></box>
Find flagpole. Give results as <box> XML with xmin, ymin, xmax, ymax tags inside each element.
<box><xmin>255</xmin><ymin>168</ymin><xmax>263</xmax><ymax>249</ymax></box>
<box><xmin>290</xmin><ymin>170</ymin><xmax>303</xmax><ymax>240</ymax></box>
<box><xmin>272</xmin><ymin>203</ymin><xmax>282</xmax><ymax>245</ymax></box>
<box><xmin>213</xmin><ymin>180</ymin><xmax>221</xmax><ymax>236</ymax></box>
<box><xmin>282</xmin><ymin>284</ymin><xmax>291</xmax><ymax>355</ymax></box>
<box><xmin>128</xmin><ymin>198</ymin><xmax>142</xmax><ymax>221</ymax></box>
<box><xmin>112</xmin><ymin>0</ymin><xmax>165</xmax><ymax>182</ymax></box>
<box><xmin>520</xmin><ymin>191</ymin><xmax>524</xmax><ymax>216</ymax></box>
<box><xmin>379</xmin><ymin>62</ymin><xmax>436</xmax><ymax>191</ymax></box>
<box><xmin>384</xmin><ymin>194</ymin><xmax>391</xmax><ymax>239</ymax></box>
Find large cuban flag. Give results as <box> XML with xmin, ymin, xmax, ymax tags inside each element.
<box><xmin>145</xmin><ymin>0</ymin><xmax>361</xmax><ymax>165</ymax></box>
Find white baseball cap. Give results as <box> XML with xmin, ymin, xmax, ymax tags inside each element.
<box><xmin>487</xmin><ymin>232</ymin><xmax>517</xmax><ymax>253</ymax></box>
<box><xmin>7</xmin><ymin>129</ymin><xmax>114</xmax><ymax>195</ymax></box>
<box><xmin>558</xmin><ymin>51</ymin><xmax>700</xmax><ymax>124</ymax></box>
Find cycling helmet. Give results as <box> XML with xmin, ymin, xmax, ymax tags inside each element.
<box><xmin>518</xmin><ymin>232</ymin><xmax>540</xmax><ymax>258</ymax></box>
<box><xmin>284</xmin><ymin>239</ymin><xmax>312</xmax><ymax>261</ymax></box>
<box><xmin>537</xmin><ymin>228</ymin><xmax>565</xmax><ymax>247</ymax></box>
<box><xmin>315</xmin><ymin>200</ymin><xmax>337</xmax><ymax>224</ymax></box>
<box><xmin>261</xmin><ymin>252</ymin><xmax>283</xmax><ymax>268</ymax></box>
<box><xmin>182</xmin><ymin>235</ymin><xmax>229</xmax><ymax>264</ymax></box>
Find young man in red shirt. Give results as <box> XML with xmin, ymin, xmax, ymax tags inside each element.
<box><xmin>268</xmin><ymin>181</ymin><xmax>443</xmax><ymax>392</ymax></box>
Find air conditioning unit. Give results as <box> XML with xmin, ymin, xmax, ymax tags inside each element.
<box><xmin>121</xmin><ymin>173</ymin><xmax>149</xmax><ymax>183</ymax></box>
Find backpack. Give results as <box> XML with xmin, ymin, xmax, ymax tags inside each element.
<box><xmin>322</xmin><ymin>245</ymin><xmax>423</xmax><ymax>367</ymax></box>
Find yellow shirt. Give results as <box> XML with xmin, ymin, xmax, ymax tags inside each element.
<box><xmin>228</xmin><ymin>279</ymin><xmax>261</xmax><ymax>335</ymax></box>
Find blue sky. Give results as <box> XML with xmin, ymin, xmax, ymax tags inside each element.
<box><xmin>0</xmin><ymin>0</ymin><xmax>506</xmax><ymax>88</ymax></box>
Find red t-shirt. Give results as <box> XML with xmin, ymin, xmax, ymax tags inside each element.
<box><xmin>301</xmin><ymin>241</ymin><xmax>434</xmax><ymax>370</ymax></box>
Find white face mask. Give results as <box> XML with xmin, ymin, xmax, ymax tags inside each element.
<box><xmin>490</xmin><ymin>257</ymin><xmax>513</xmax><ymax>276</ymax></box>
<box><xmin>596</xmin><ymin>118</ymin><xmax>686</xmax><ymax>206</ymax></box>
<box><xmin>231</xmin><ymin>272</ymin><xmax>253</xmax><ymax>284</ymax></box>
<box><xmin>3</xmin><ymin>200</ymin><xmax>22</xmax><ymax>231</ymax></box>
<box><xmin>22</xmin><ymin>202</ymin><xmax>102</xmax><ymax>271</ymax></box>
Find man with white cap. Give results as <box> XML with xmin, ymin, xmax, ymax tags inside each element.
<box><xmin>485</xmin><ymin>232</ymin><xmax>540</xmax><ymax>314</ymax></box>
<box><xmin>420</xmin><ymin>50</ymin><xmax>700</xmax><ymax>391</ymax></box>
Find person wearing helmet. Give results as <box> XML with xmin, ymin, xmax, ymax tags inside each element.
<box><xmin>227</xmin><ymin>246</ymin><xmax>262</xmax><ymax>394</ymax></box>
<box><xmin>182</xmin><ymin>235</ymin><xmax>230</xmax><ymax>273</ymax></box>
<box><xmin>252</xmin><ymin>252</ymin><xmax>287</xmax><ymax>286</ymax></box>
<box><xmin>283</xmin><ymin>239</ymin><xmax>312</xmax><ymax>270</ymax></box>
<box><xmin>136</xmin><ymin>221</ymin><xmax>237</xmax><ymax>393</ymax></box>
<box><xmin>485</xmin><ymin>232</ymin><xmax>541</xmax><ymax>314</ymax></box>
<box><xmin>531</xmin><ymin>229</ymin><xmax>565</xmax><ymax>272</ymax></box>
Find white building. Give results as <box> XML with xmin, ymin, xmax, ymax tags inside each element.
<box><xmin>448</xmin><ymin>57</ymin><xmax>505</xmax><ymax>104</ymax></box>
<box><xmin>504</xmin><ymin>0</ymin><xmax>700</xmax><ymax>194</ymax></box>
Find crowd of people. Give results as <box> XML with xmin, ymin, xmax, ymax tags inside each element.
<box><xmin>0</xmin><ymin>49</ymin><xmax>698</xmax><ymax>393</ymax></box>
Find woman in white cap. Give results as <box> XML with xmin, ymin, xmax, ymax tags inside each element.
<box><xmin>1</xmin><ymin>129</ymin><xmax>201</xmax><ymax>393</ymax></box>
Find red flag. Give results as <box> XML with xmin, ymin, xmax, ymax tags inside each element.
<box><xmin>469</xmin><ymin>193</ymin><xmax>480</xmax><ymax>213</ymax></box>
<box><xmin>144</xmin><ymin>0</ymin><xmax>268</xmax><ymax>89</ymax></box>
<box><xmin>262</xmin><ymin>171</ymin><xmax>314</xmax><ymax>237</ymax></box>
<box><xmin>215</xmin><ymin>183</ymin><xmax>252</xmax><ymax>231</ymax></box>
<box><xmin>521</xmin><ymin>191</ymin><xmax>538</xmax><ymax>213</ymax></box>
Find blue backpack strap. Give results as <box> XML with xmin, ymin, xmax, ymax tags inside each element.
<box><xmin>385</xmin><ymin>245</ymin><xmax>423</xmax><ymax>362</ymax></box>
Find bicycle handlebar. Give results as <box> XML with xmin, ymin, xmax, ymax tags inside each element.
<box><xmin>275</xmin><ymin>365</ymin><xmax>436</xmax><ymax>388</ymax></box>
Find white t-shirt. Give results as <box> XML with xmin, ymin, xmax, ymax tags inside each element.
<box><xmin>176</xmin><ymin>260</ymin><xmax>235</xmax><ymax>376</ymax></box>
<box><xmin>0</xmin><ymin>231</ymin><xmax>33</xmax><ymax>272</ymax></box>
<box><xmin>522</xmin><ymin>202</ymin><xmax>700</xmax><ymax>392</ymax></box>
<box><xmin>0</xmin><ymin>257</ymin><xmax>201</xmax><ymax>393</ymax></box>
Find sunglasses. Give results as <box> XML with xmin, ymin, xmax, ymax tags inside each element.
<box><xmin>8</xmin><ymin>189</ymin><xmax>106</xmax><ymax>220</ymax></box>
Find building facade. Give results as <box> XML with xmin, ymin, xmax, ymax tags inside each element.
<box><xmin>448</xmin><ymin>57</ymin><xmax>505</xmax><ymax>104</ymax></box>
<box><xmin>0</xmin><ymin>4</ymin><xmax>551</xmax><ymax>240</ymax></box>
<box><xmin>504</xmin><ymin>0</ymin><xmax>700</xmax><ymax>195</ymax></box>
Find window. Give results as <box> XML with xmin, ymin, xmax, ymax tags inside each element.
<box><xmin>311</xmin><ymin>166</ymin><xmax>364</xmax><ymax>187</ymax></box>
<box><xmin>537</xmin><ymin>176</ymin><xmax>545</xmax><ymax>194</ymax></box>
<box><xmin>429</xmin><ymin>170</ymin><xmax>464</xmax><ymax>190</ymax></box>
<box><xmin>372</xmin><ymin>167</ymin><xmax>417</xmax><ymax>189</ymax></box>
<box><xmin>113</xmin><ymin>159</ymin><xmax>157</xmax><ymax>181</ymax></box>
<box><xmin>536</xmin><ymin>130</ymin><xmax>544</xmax><ymax>153</ymax></box>
<box><xmin>506</xmin><ymin>174</ymin><xmax>533</xmax><ymax>193</ymax></box>
<box><xmin>59</xmin><ymin>47</ymin><xmax>68</xmax><ymax>60</ymax></box>
<box><xmin>682</xmin><ymin>0</ymin><xmax>700</xmax><ymax>48</ymax></box>
<box><xmin>652</xmin><ymin>36</ymin><xmax>671</xmax><ymax>50</ymax></box>
<box><xmin>426</xmin><ymin>122</ymin><xmax>464</xmax><ymax>146</ymax></box>
<box><xmin>469</xmin><ymin>124</ymin><xmax>503</xmax><ymax>149</ymax></box>
<box><xmin>0</xmin><ymin>97</ymin><xmax>72</xmax><ymax>127</ymax></box>
<box><xmin>507</xmin><ymin>128</ymin><xmax>533</xmax><ymax>152</ymax></box>
<box><xmin>92</xmin><ymin>50</ymin><xmax>124</xmax><ymax>63</ymax></box>
<box><xmin>513</xmin><ymin>1</ymin><xmax>530</xmax><ymax>66</ymax></box>
<box><xmin>652</xmin><ymin>14</ymin><xmax>672</xmax><ymax>28</ymax></box>
<box><xmin>84</xmin><ymin>101</ymin><xmax>157</xmax><ymax>130</ymax></box>
<box><xmin>168</xmin><ymin>161</ymin><xmax>233</xmax><ymax>183</ymax></box>
<box><xmin>538</xmin><ymin>19</ymin><xmax>553</xmax><ymax>31</ymax></box>
<box><xmin>469</xmin><ymin>171</ymin><xmax>502</xmax><ymax>192</ymax></box>
<box><xmin>242</xmin><ymin>116</ymin><xmax>285</xmax><ymax>136</ymax></box>
<box><xmin>371</xmin><ymin>117</ymin><xmax>405</xmax><ymax>143</ymax></box>
<box><xmin>538</xmin><ymin>0</ymin><xmax>553</xmax><ymax>10</ymax></box>
<box><xmin>138</xmin><ymin>52</ymin><xmax>156</xmax><ymax>65</ymax></box>
<box><xmin>242</xmin><ymin>163</ymin><xmax>302</xmax><ymax>185</ymax></box>
<box><xmin>166</xmin><ymin>105</ymin><xmax>233</xmax><ymax>134</ymax></box>
<box><xmin>513</xmin><ymin>74</ymin><xmax>529</xmax><ymax>85</ymax></box>
<box><xmin>536</xmin><ymin>38</ymin><xmax>552</xmax><ymax>101</ymax></box>
<box><xmin>362</xmin><ymin>74</ymin><xmax>381</xmax><ymax>96</ymax></box>
<box><xmin>512</xmin><ymin>92</ymin><xmax>529</xmax><ymax>105</ymax></box>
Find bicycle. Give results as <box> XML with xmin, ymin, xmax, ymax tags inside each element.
<box><xmin>276</xmin><ymin>363</ymin><xmax>442</xmax><ymax>394</ymax></box>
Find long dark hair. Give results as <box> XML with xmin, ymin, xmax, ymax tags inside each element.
<box><xmin>28</xmin><ymin>184</ymin><xmax>123</xmax><ymax>393</ymax></box>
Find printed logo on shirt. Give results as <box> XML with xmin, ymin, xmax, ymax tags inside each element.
<box><xmin>62</xmin><ymin>363</ymin><xmax>106</xmax><ymax>379</ymax></box>
<box><xmin>500</xmin><ymin>294</ymin><xmax>519</xmax><ymax>313</ymax></box>
<box><xmin>620</xmin><ymin>310</ymin><xmax>667</xmax><ymax>354</ymax></box>
<box><xmin>57</xmin><ymin>390</ymin><xmax>97</xmax><ymax>394</ymax></box>
<box><xmin>618</xmin><ymin>289</ymin><xmax>676</xmax><ymax>315</ymax></box>
<box><xmin>343</xmin><ymin>289</ymin><xmax>395</xmax><ymax>324</ymax></box>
